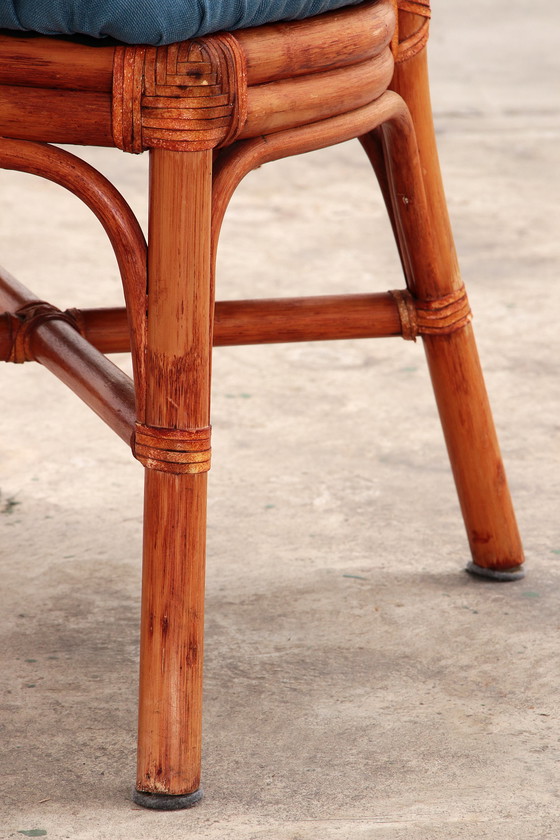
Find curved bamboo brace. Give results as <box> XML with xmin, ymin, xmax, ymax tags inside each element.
<box><xmin>0</xmin><ymin>137</ymin><xmax>147</xmax><ymax>416</ymax></box>
<box><xmin>212</xmin><ymin>89</ymin><xmax>455</xmax><ymax>305</ymax></box>
<box><xmin>213</xmin><ymin>89</ymin><xmax>463</xmax><ymax>315</ymax></box>
<box><xmin>212</xmin><ymin>90</ymin><xmax>408</xmax><ymax>259</ymax></box>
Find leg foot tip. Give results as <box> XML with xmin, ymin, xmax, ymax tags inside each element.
<box><xmin>465</xmin><ymin>561</ymin><xmax>525</xmax><ymax>581</ymax></box>
<box><xmin>132</xmin><ymin>788</ymin><xmax>203</xmax><ymax>810</ymax></box>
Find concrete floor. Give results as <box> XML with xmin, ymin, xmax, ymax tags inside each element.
<box><xmin>1</xmin><ymin>1</ymin><xmax>559</xmax><ymax>838</ymax></box>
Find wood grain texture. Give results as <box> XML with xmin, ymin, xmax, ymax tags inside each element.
<box><xmin>213</xmin><ymin>293</ymin><xmax>401</xmax><ymax>343</ymax></box>
<box><xmin>423</xmin><ymin>328</ymin><xmax>524</xmax><ymax>570</ymax></box>
<box><xmin>59</xmin><ymin>307</ymin><xmax>133</xmax><ymax>355</ymax></box>
<box><xmin>0</xmin><ymin>287</ymin><xmax>473</xmax><ymax>359</ymax></box>
<box><xmin>137</xmin><ymin>468</ymin><xmax>207</xmax><ymax>795</ymax></box>
<box><xmin>240</xmin><ymin>49</ymin><xmax>394</xmax><ymax>139</ymax></box>
<box><xmin>0</xmin><ymin>33</ymin><xmax>114</xmax><ymax>91</ymax></box>
<box><xmin>235</xmin><ymin>0</ymin><xmax>394</xmax><ymax>84</ymax></box>
<box><xmin>0</xmin><ymin>2</ymin><xmax>397</xmax><ymax>151</ymax></box>
<box><xmin>144</xmin><ymin>150</ymin><xmax>212</xmax><ymax>428</ymax></box>
<box><xmin>390</xmin><ymin>9</ymin><xmax>458</xmax><ymax>288</ymax></box>
<box><xmin>136</xmin><ymin>149</ymin><xmax>213</xmax><ymax>796</ymax></box>
<box><xmin>0</xmin><ymin>84</ymin><xmax>113</xmax><ymax>146</ymax></box>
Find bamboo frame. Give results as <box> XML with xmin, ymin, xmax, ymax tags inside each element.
<box><xmin>0</xmin><ymin>0</ymin><xmax>525</xmax><ymax>811</ymax></box>
<box><xmin>0</xmin><ymin>293</ymin><xmax>403</xmax><ymax>356</ymax></box>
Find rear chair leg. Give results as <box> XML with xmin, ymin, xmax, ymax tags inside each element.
<box><xmin>364</xmin><ymin>14</ymin><xmax>524</xmax><ymax>578</ymax></box>
<box><xmin>133</xmin><ymin>149</ymin><xmax>213</xmax><ymax>808</ymax></box>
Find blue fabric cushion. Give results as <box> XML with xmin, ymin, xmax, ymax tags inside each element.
<box><xmin>0</xmin><ymin>0</ymin><xmax>365</xmax><ymax>46</ymax></box>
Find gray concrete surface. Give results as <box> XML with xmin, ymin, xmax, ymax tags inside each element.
<box><xmin>1</xmin><ymin>1</ymin><xmax>559</xmax><ymax>837</ymax></box>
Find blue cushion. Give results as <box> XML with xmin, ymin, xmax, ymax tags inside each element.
<box><xmin>0</xmin><ymin>0</ymin><xmax>365</xmax><ymax>46</ymax></box>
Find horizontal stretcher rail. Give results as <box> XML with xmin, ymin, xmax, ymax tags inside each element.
<box><xmin>0</xmin><ymin>267</ymin><xmax>136</xmax><ymax>444</ymax></box>
<box><xmin>0</xmin><ymin>285</ymin><xmax>471</xmax><ymax>357</ymax></box>
<box><xmin>0</xmin><ymin>293</ymin><xmax>404</xmax><ymax>358</ymax></box>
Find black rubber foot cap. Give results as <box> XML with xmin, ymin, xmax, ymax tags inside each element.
<box><xmin>133</xmin><ymin>788</ymin><xmax>203</xmax><ymax>810</ymax></box>
<box><xmin>466</xmin><ymin>561</ymin><xmax>525</xmax><ymax>581</ymax></box>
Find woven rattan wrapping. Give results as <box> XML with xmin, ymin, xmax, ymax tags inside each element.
<box><xmin>391</xmin><ymin>0</ymin><xmax>431</xmax><ymax>62</ymax></box>
<box><xmin>391</xmin><ymin>287</ymin><xmax>472</xmax><ymax>341</ymax></box>
<box><xmin>7</xmin><ymin>302</ymin><xmax>84</xmax><ymax>363</ymax></box>
<box><xmin>133</xmin><ymin>423</ymin><xmax>212</xmax><ymax>474</ymax></box>
<box><xmin>112</xmin><ymin>33</ymin><xmax>247</xmax><ymax>153</ymax></box>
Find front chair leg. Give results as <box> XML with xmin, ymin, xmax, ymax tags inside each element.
<box><xmin>133</xmin><ymin>149</ymin><xmax>213</xmax><ymax>808</ymax></box>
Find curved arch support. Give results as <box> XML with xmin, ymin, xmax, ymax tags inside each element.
<box><xmin>0</xmin><ymin>137</ymin><xmax>148</xmax><ymax>417</ymax></box>
<box><xmin>211</xmin><ymin>90</ymin><xmax>409</xmax><ymax>270</ymax></box>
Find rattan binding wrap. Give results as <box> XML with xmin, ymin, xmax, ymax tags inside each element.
<box><xmin>391</xmin><ymin>0</ymin><xmax>431</xmax><ymax>63</ymax></box>
<box><xmin>112</xmin><ymin>33</ymin><xmax>247</xmax><ymax>153</ymax></box>
<box><xmin>7</xmin><ymin>301</ymin><xmax>84</xmax><ymax>363</ymax></box>
<box><xmin>133</xmin><ymin>423</ymin><xmax>212</xmax><ymax>474</ymax></box>
<box><xmin>391</xmin><ymin>286</ymin><xmax>472</xmax><ymax>341</ymax></box>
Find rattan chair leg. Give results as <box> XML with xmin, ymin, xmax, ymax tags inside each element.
<box><xmin>422</xmin><ymin>329</ymin><xmax>524</xmax><ymax>578</ymax></box>
<box><xmin>133</xmin><ymin>149</ymin><xmax>213</xmax><ymax>808</ymax></box>
<box><xmin>380</xmin><ymin>14</ymin><xmax>524</xmax><ymax>577</ymax></box>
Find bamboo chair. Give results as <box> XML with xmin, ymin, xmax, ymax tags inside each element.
<box><xmin>0</xmin><ymin>0</ymin><xmax>524</xmax><ymax>810</ymax></box>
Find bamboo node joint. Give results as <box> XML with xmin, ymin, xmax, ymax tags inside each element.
<box><xmin>132</xmin><ymin>423</ymin><xmax>212</xmax><ymax>474</ymax></box>
<box><xmin>390</xmin><ymin>286</ymin><xmax>472</xmax><ymax>341</ymax></box>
